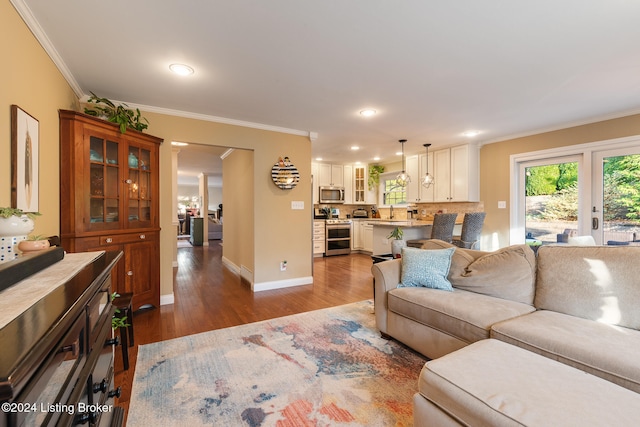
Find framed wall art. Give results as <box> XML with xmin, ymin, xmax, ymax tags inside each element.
<box><xmin>11</xmin><ymin>105</ymin><xmax>39</xmax><ymax>212</ymax></box>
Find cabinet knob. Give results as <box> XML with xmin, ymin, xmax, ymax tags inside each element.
<box><xmin>105</xmin><ymin>336</ymin><xmax>120</xmax><ymax>347</ymax></box>
<box><xmin>139</xmin><ymin>234</ymin><xmax>146</xmax><ymax>239</ymax></box>
<box><xmin>127</xmin><ymin>271</ymin><xmax>133</xmax><ymax>276</ymax></box>
<box><xmin>75</xmin><ymin>412</ymin><xmax>97</xmax><ymax>425</ymax></box>
<box><xmin>108</xmin><ymin>387</ymin><xmax>122</xmax><ymax>398</ymax></box>
<box><xmin>93</xmin><ymin>378</ymin><xmax>108</xmax><ymax>394</ymax></box>
<box><xmin>105</xmin><ymin>237</ymin><xmax>113</xmax><ymax>243</ymax></box>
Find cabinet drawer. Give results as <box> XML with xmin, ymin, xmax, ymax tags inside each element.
<box><xmin>313</xmin><ymin>234</ymin><xmax>325</xmax><ymax>241</ymax></box>
<box><xmin>100</xmin><ymin>232</ymin><xmax>157</xmax><ymax>245</ymax></box>
<box><xmin>313</xmin><ymin>227</ymin><xmax>325</xmax><ymax>236</ymax></box>
<box><xmin>313</xmin><ymin>241</ymin><xmax>325</xmax><ymax>253</ymax></box>
<box><xmin>313</xmin><ymin>221</ymin><xmax>325</xmax><ymax>229</ymax></box>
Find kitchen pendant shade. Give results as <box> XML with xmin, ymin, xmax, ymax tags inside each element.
<box><xmin>422</xmin><ymin>143</ymin><xmax>434</xmax><ymax>189</ymax></box>
<box><xmin>396</xmin><ymin>139</ymin><xmax>411</xmax><ymax>187</ymax></box>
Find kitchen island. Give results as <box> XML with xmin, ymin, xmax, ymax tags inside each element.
<box><xmin>368</xmin><ymin>218</ymin><xmax>462</xmax><ymax>255</ymax></box>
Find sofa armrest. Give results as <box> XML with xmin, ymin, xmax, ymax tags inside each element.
<box><xmin>371</xmin><ymin>259</ymin><xmax>402</xmax><ymax>334</ymax></box>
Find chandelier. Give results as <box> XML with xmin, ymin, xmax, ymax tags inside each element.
<box><xmin>422</xmin><ymin>143</ymin><xmax>434</xmax><ymax>188</ymax></box>
<box><xmin>396</xmin><ymin>139</ymin><xmax>411</xmax><ymax>187</ymax></box>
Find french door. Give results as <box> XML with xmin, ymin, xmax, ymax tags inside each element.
<box><xmin>513</xmin><ymin>139</ymin><xmax>640</xmax><ymax>247</ymax></box>
<box><xmin>519</xmin><ymin>156</ymin><xmax>582</xmax><ymax>245</ymax></box>
<box><xmin>592</xmin><ymin>148</ymin><xmax>640</xmax><ymax>245</ymax></box>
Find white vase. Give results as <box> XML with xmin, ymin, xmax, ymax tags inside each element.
<box><xmin>391</xmin><ymin>239</ymin><xmax>406</xmax><ymax>258</ymax></box>
<box><xmin>0</xmin><ymin>215</ymin><xmax>35</xmax><ymax>237</ymax></box>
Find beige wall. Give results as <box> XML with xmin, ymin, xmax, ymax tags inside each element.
<box><xmin>480</xmin><ymin>114</ymin><xmax>640</xmax><ymax>249</ymax></box>
<box><xmin>0</xmin><ymin>2</ymin><xmax>78</xmax><ymax>235</ymax></box>
<box><xmin>141</xmin><ymin>112</ymin><xmax>312</xmax><ymax>295</ymax></box>
<box><xmin>222</xmin><ymin>149</ymin><xmax>254</xmax><ymax>277</ymax></box>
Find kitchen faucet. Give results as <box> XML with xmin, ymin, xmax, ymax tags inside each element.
<box><xmin>390</xmin><ymin>205</ymin><xmax>394</xmax><ymax>219</ymax></box>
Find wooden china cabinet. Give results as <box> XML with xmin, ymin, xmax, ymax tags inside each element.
<box><xmin>59</xmin><ymin>110</ymin><xmax>163</xmax><ymax>311</ymax></box>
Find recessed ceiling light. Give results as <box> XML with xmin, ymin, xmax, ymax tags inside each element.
<box><xmin>462</xmin><ymin>130</ymin><xmax>481</xmax><ymax>138</ymax></box>
<box><xmin>315</xmin><ymin>157</ymin><xmax>323</xmax><ymax>161</ymax></box>
<box><xmin>171</xmin><ymin>141</ymin><xmax>189</xmax><ymax>146</ymax></box>
<box><xmin>373</xmin><ymin>156</ymin><xmax>381</xmax><ymax>161</ymax></box>
<box><xmin>396</xmin><ymin>151</ymin><xmax>403</xmax><ymax>156</ymax></box>
<box><xmin>351</xmin><ymin>146</ymin><xmax>360</xmax><ymax>151</ymax></box>
<box><xmin>169</xmin><ymin>63</ymin><xmax>194</xmax><ymax>76</ymax></box>
<box><xmin>359</xmin><ymin>109</ymin><xmax>377</xmax><ymax>117</ymax></box>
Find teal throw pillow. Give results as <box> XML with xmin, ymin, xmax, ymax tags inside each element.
<box><xmin>399</xmin><ymin>246</ymin><xmax>455</xmax><ymax>291</ymax></box>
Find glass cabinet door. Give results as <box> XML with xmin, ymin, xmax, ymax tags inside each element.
<box><xmin>125</xmin><ymin>144</ymin><xmax>153</xmax><ymax>228</ymax></box>
<box><xmin>88</xmin><ymin>135</ymin><xmax>120</xmax><ymax>230</ymax></box>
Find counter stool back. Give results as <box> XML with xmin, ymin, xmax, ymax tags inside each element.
<box><xmin>453</xmin><ymin>212</ymin><xmax>486</xmax><ymax>249</ymax></box>
<box><xmin>430</xmin><ymin>213</ymin><xmax>458</xmax><ymax>243</ymax></box>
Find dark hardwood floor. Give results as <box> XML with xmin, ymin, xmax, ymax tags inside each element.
<box><xmin>114</xmin><ymin>242</ymin><xmax>375</xmax><ymax>422</ymax></box>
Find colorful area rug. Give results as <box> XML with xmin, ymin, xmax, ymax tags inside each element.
<box><xmin>127</xmin><ymin>300</ymin><xmax>427</xmax><ymax>426</ymax></box>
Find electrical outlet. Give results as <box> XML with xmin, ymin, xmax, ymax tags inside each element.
<box><xmin>280</xmin><ymin>260</ymin><xmax>287</xmax><ymax>271</ymax></box>
<box><xmin>498</xmin><ymin>201</ymin><xmax>507</xmax><ymax>209</ymax></box>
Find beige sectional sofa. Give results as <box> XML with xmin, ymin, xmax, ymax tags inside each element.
<box><xmin>372</xmin><ymin>240</ymin><xmax>640</xmax><ymax>425</ymax></box>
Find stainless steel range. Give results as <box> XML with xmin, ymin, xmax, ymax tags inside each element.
<box><xmin>325</xmin><ymin>219</ymin><xmax>352</xmax><ymax>256</ymax></box>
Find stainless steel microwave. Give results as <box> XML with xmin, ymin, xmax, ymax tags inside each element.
<box><xmin>319</xmin><ymin>186</ymin><xmax>345</xmax><ymax>204</ymax></box>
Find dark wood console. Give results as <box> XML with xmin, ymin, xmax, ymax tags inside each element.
<box><xmin>0</xmin><ymin>250</ymin><xmax>123</xmax><ymax>427</ymax></box>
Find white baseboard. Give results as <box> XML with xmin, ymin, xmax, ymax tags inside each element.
<box><xmin>253</xmin><ymin>276</ymin><xmax>313</xmax><ymax>292</ymax></box>
<box><xmin>160</xmin><ymin>293</ymin><xmax>175</xmax><ymax>305</ymax></box>
<box><xmin>222</xmin><ymin>257</ymin><xmax>312</xmax><ymax>292</ymax></box>
<box><xmin>221</xmin><ymin>256</ymin><xmax>240</xmax><ymax>274</ymax></box>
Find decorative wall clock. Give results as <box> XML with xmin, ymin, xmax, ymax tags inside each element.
<box><xmin>271</xmin><ymin>156</ymin><xmax>300</xmax><ymax>189</ymax></box>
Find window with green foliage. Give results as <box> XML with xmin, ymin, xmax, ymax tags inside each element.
<box><xmin>381</xmin><ymin>173</ymin><xmax>406</xmax><ymax>205</ymax></box>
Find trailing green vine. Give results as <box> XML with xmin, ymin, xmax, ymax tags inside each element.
<box><xmin>368</xmin><ymin>165</ymin><xmax>385</xmax><ymax>190</ymax></box>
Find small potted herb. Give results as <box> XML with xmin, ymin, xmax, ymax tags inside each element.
<box><xmin>18</xmin><ymin>234</ymin><xmax>50</xmax><ymax>253</ymax></box>
<box><xmin>388</xmin><ymin>227</ymin><xmax>406</xmax><ymax>258</ymax></box>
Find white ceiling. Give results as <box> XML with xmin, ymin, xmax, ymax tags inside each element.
<box><xmin>14</xmin><ymin>0</ymin><xmax>640</xmax><ymax>171</ymax></box>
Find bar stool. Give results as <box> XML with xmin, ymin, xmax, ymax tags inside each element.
<box><xmin>112</xmin><ymin>292</ymin><xmax>134</xmax><ymax>370</ymax></box>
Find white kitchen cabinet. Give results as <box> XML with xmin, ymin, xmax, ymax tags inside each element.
<box><xmin>362</xmin><ymin>223</ymin><xmax>373</xmax><ymax>253</ymax></box>
<box><xmin>352</xmin><ymin>164</ymin><xmax>377</xmax><ymax>204</ymax></box>
<box><xmin>433</xmin><ymin>144</ymin><xmax>479</xmax><ymax>202</ymax></box>
<box><xmin>352</xmin><ymin>221</ymin><xmax>362</xmax><ymax>250</ymax></box>
<box><xmin>351</xmin><ymin>220</ymin><xmax>372</xmax><ymax>252</ymax></box>
<box><xmin>343</xmin><ymin>164</ymin><xmax>353</xmax><ymax>204</ymax></box>
<box><xmin>406</xmin><ymin>154</ymin><xmax>434</xmax><ymax>203</ymax></box>
<box><xmin>313</xmin><ymin>220</ymin><xmax>325</xmax><ymax>256</ymax></box>
<box><xmin>316</xmin><ymin>163</ymin><xmax>344</xmax><ymax>187</ymax></box>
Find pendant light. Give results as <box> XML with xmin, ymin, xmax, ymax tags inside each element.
<box><xmin>396</xmin><ymin>139</ymin><xmax>411</xmax><ymax>187</ymax></box>
<box><xmin>422</xmin><ymin>143</ymin><xmax>434</xmax><ymax>188</ymax></box>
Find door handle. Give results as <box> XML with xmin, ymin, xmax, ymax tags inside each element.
<box><xmin>592</xmin><ymin>217</ymin><xmax>599</xmax><ymax>230</ymax></box>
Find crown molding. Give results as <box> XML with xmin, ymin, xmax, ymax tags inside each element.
<box><xmin>12</xmin><ymin>0</ymin><xmax>316</xmax><ymax>139</ymax></box>
<box><xmin>10</xmin><ymin>0</ymin><xmax>84</xmax><ymax>98</ymax></box>
<box><xmin>480</xmin><ymin>107</ymin><xmax>640</xmax><ymax>147</ymax></box>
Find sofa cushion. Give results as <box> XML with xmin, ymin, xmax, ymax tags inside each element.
<box><xmin>452</xmin><ymin>244</ymin><xmax>536</xmax><ymax>305</ymax></box>
<box><xmin>398</xmin><ymin>246</ymin><xmax>455</xmax><ymax>290</ymax></box>
<box><xmin>491</xmin><ymin>310</ymin><xmax>640</xmax><ymax>393</ymax></box>
<box><xmin>387</xmin><ymin>287</ymin><xmax>535</xmax><ymax>344</ymax></box>
<box><xmin>535</xmin><ymin>245</ymin><xmax>640</xmax><ymax>329</ymax></box>
<box><xmin>418</xmin><ymin>339</ymin><xmax>640</xmax><ymax>426</ymax></box>
<box><xmin>419</xmin><ymin>240</ymin><xmax>536</xmax><ymax>305</ymax></box>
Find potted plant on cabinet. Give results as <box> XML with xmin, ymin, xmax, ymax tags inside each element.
<box><xmin>388</xmin><ymin>226</ymin><xmax>405</xmax><ymax>258</ymax></box>
<box><xmin>84</xmin><ymin>92</ymin><xmax>149</xmax><ymax>133</ymax></box>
